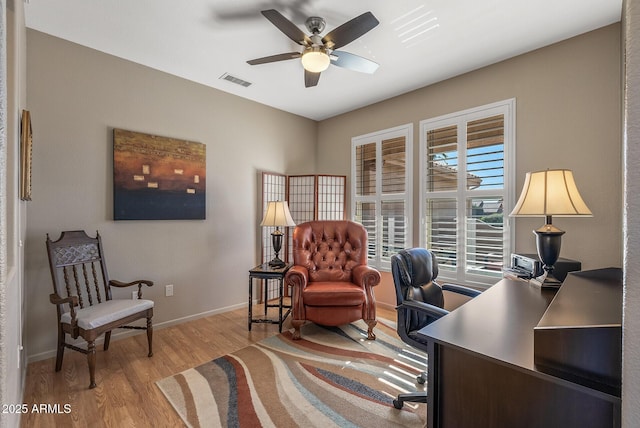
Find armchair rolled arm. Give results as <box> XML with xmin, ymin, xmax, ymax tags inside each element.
<box><xmin>109</xmin><ymin>279</ymin><xmax>154</xmax><ymax>299</ymax></box>
<box><xmin>284</xmin><ymin>266</ymin><xmax>308</xmax><ymax>290</ymax></box>
<box><xmin>442</xmin><ymin>283</ymin><xmax>482</xmax><ymax>298</ymax></box>
<box><xmin>352</xmin><ymin>265</ymin><xmax>381</xmax><ymax>288</ymax></box>
<box><xmin>285</xmin><ymin>266</ymin><xmax>309</xmax><ymax>322</ymax></box>
<box><xmin>397</xmin><ymin>299</ymin><xmax>449</xmax><ymax>319</ymax></box>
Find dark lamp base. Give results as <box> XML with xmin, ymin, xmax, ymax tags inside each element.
<box><xmin>268</xmin><ymin>228</ymin><xmax>286</xmax><ymax>269</ymax></box>
<box><xmin>268</xmin><ymin>257</ymin><xmax>286</xmax><ymax>268</ymax></box>
<box><xmin>534</xmin><ymin>223</ymin><xmax>566</xmax><ymax>288</ymax></box>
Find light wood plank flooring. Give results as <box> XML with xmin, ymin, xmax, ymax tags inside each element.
<box><xmin>21</xmin><ymin>303</ymin><xmax>396</xmax><ymax>427</ymax></box>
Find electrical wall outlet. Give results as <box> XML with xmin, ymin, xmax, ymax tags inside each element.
<box><xmin>131</xmin><ymin>291</ymin><xmax>138</xmax><ymax>300</ymax></box>
<box><xmin>165</xmin><ymin>284</ymin><xmax>174</xmax><ymax>297</ymax></box>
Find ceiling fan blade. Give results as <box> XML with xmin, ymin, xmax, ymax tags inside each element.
<box><xmin>331</xmin><ymin>51</ymin><xmax>379</xmax><ymax>74</ymax></box>
<box><xmin>261</xmin><ymin>9</ymin><xmax>311</xmax><ymax>46</ymax></box>
<box><xmin>304</xmin><ymin>70</ymin><xmax>321</xmax><ymax>87</ymax></box>
<box><xmin>322</xmin><ymin>11</ymin><xmax>379</xmax><ymax>50</ymax></box>
<box><xmin>247</xmin><ymin>52</ymin><xmax>301</xmax><ymax>65</ymax></box>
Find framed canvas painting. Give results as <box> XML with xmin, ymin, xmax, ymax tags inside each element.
<box><xmin>113</xmin><ymin>129</ymin><xmax>206</xmax><ymax>220</ymax></box>
<box><xmin>20</xmin><ymin>110</ymin><xmax>33</xmax><ymax>201</ymax></box>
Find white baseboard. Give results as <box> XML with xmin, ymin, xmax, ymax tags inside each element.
<box><xmin>26</xmin><ymin>301</ymin><xmax>248</xmax><ymax>364</ymax></box>
<box><xmin>377</xmin><ymin>301</ymin><xmax>396</xmax><ymax>311</ymax></box>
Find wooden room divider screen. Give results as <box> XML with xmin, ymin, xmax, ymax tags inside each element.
<box><xmin>260</xmin><ymin>172</ymin><xmax>346</xmax><ymax>300</ymax></box>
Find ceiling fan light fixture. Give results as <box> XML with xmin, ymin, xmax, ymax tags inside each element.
<box><xmin>301</xmin><ymin>48</ymin><xmax>330</xmax><ymax>73</ymax></box>
<box><xmin>247</xmin><ymin>10</ymin><xmax>380</xmax><ymax>87</ymax></box>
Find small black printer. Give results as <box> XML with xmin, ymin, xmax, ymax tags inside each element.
<box><xmin>503</xmin><ymin>253</ymin><xmax>581</xmax><ymax>282</ymax></box>
<box><xmin>503</xmin><ymin>253</ymin><xmax>544</xmax><ymax>279</ymax></box>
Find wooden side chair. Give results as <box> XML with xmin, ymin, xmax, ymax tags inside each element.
<box><xmin>46</xmin><ymin>230</ymin><xmax>154</xmax><ymax>389</ymax></box>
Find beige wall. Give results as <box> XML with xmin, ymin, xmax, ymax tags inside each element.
<box><xmin>24</xmin><ymin>30</ymin><xmax>317</xmax><ymax>360</ymax></box>
<box><xmin>24</xmin><ymin>23</ymin><xmax>623</xmax><ymax>360</ymax></box>
<box><xmin>623</xmin><ymin>0</ymin><xmax>640</xmax><ymax>425</ymax></box>
<box><xmin>318</xmin><ymin>24</ymin><xmax>622</xmax><ymax>304</ymax></box>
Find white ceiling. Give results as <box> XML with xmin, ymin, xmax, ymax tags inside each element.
<box><xmin>24</xmin><ymin>0</ymin><xmax>622</xmax><ymax>121</ymax></box>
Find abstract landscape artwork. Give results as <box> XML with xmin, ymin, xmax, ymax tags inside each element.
<box><xmin>113</xmin><ymin>129</ymin><xmax>206</xmax><ymax>220</ymax></box>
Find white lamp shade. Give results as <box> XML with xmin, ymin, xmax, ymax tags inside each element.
<box><xmin>301</xmin><ymin>50</ymin><xmax>330</xmax><ymax>73</ymax></box>
<box><xmin>260</xmin><ymin>201</ymin><xmax>296</xmax><ymax>227</ymax></box>
<box><xmin>510</xmin><ymin>169</ymin><xmax>592</xmax><ymax>217</ymax></box>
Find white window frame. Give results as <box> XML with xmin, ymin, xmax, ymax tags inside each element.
<box><xmin>351</xmin><ymin>123</ymin><xmax>413</xmax><ymax>271</ymax></box>
<box><xmin>419</xmin><ymin>99</ymin><xmax>516</xmax><ymax>287</ymax></box>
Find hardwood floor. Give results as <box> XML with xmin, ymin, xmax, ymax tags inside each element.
<box><xmin>21</xmin><ymin>303</ymin><xmax>396</xmax><ymax>427</ymax></box>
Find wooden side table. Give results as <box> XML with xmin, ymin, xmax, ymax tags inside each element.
<box><xmin>248</xmin><ymin>263</ymin><xmax>292</xmax><ymax>332</ymax></box>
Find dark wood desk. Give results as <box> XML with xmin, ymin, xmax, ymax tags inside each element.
<box><xmin>417</xmin><ymin>274</ymin><xmax>621</xmax><ymax>428</ymax></box>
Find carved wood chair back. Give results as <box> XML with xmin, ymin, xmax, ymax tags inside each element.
<box><xmin>47</xmin><ymin>230</ymin><xmax>113</xmax><ymax>314</ymax></box>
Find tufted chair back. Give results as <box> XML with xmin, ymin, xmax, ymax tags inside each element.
<box><xmin>292</xmin><ymin>220</ymin><xmax>368</xmax><ymax>283</ymax></box>
<box><xmin>391</xmin><ymin>248</ymin><xmax>445</xmax><ymax>333</ymax></box>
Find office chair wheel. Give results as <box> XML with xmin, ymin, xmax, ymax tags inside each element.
<box><xmin>393</xmin><ymin>399</ymin><xmax>404</xmax><ymax>409</ymax></box>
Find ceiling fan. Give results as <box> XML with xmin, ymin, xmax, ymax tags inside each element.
<box><xmin>247</xmin><ymin>9</ymin><xmax>380</xmax><ymax>88</ymax></box>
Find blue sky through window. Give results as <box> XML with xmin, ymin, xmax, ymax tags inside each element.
<box><xmin>437</xmin><ymin>144</ymin><xmax>504</xmax><ymax>189</ymax></box>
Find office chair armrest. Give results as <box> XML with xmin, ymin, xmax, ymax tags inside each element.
<box><xmin>398</xmin><ymin>299</ymin><xmax>449</xmax><ymax>319</ymax></box>
<box><xmin>442</xmin><ymin>283</ymin><xmax>481</xmax><ymax>298</ymax></box>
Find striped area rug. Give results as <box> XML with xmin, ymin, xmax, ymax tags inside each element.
<box><xmin>156</xmin><ymin>318</ymin><xmax>427</xmax><ymax>427</ymax></box>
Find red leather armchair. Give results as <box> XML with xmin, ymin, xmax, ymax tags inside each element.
<box><xmin>285</xmin><ymin>220</ymin><xmax>381</xmax><ymax>340</ymax></box>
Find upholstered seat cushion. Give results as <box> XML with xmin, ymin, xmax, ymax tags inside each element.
<box><xmin>61</xmin><ymin>299</ymin><xmax>154</xmax><ymax>330</ymax></box>
<box><xmin>302</xmin><ymin>282</ymin><xmax>366</xmax><ymax>306</ymax></box>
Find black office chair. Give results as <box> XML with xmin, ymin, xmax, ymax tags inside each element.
<box><xmin>391</xmin><ymin>248</ymin><xmax>481</xmax><ymax>409</ymax></box>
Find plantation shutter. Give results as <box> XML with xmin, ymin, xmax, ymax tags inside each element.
<box><xmin>465</xmin><ymin>115</ymin><xmax>505</xmax><ymax>273</ymax></box>
<box><xmin>352</xmin><ymin>124</ymin><xmax>412</xmax><ymax>269</ymax></box>
<box><xmin>421</xmin><ymin>99</ymin><xmax>514</xmax><ymax>286</ymax></box>
<box><xmin>355</xmin><ymin>142</ymin><xmax>378</xmax><ymax>260</ymax></box>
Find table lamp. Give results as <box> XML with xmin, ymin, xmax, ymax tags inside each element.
<box><xmin>260</xmin><ymin>201</ymin><xmax>296</xmax><ymax>268</ymax></box>
<box><xmin>509</xmin><ymin>169</ymin><xmax>592</xmax><ymax>287</ymax></box>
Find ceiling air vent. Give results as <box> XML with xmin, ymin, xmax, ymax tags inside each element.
<box><xmin>219</xmin><ymin>73</ymin><xmax>252</xmax><ymax>87</ymax></box>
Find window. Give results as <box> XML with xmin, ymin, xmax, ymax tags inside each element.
<box><xmin>420</xmin><ymin>99</ymin><xmax>515</xmax><ymax>286</ymax></box>
<box><xmin>351</xmin><ymin>124</ymin><xmax>412</xmax><ymax>269</ymax></box>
